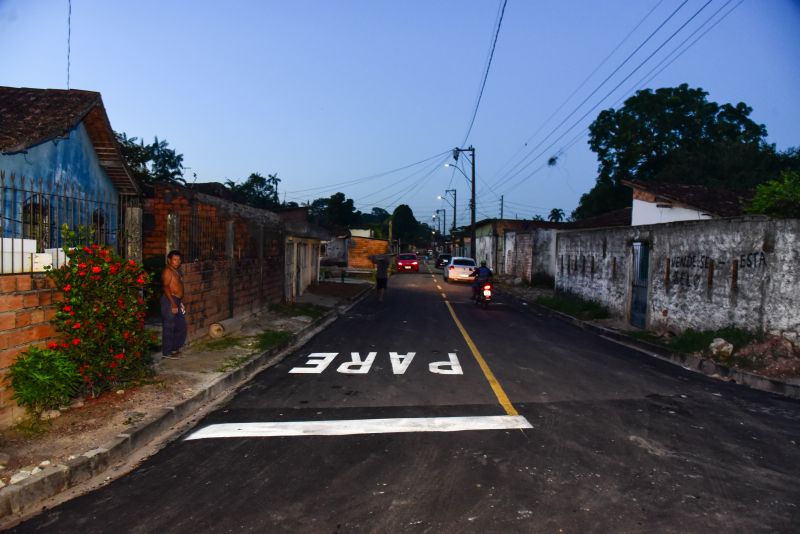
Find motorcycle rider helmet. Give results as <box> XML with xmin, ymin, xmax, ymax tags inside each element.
<box><xmin>480</xmin><ymin>260</ymin><xmax>487</xmax><ymax>266</ymax></box>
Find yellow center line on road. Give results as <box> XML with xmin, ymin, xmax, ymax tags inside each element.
<box><xmin>443</xmin><ymin>299</ymin><xmax>519</xmax><ymax>417</ymax></box>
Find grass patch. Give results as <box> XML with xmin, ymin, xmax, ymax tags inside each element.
<box><xmin>668</xmin><ymin>327</ymin><xmax>760</xmax><ymax>355</ymax></box>
<box><xmin>535</xmin><ymin>294</ymin><xmax>609</xmax><ymax>320</ymax></box>
<box><xmin>201</xmin><ymin>336</ymin><xmax>245</xmax><ymax>351</ymax></box>
<box><xmin>215</xmin><ymin>355</ymin><xmax>253</xmax><ymax>373</ymax></box>
<box><xmin>254</xmin><ymin>330</ymin><xmax>293</xmax><ymax>352</ymax></box>
<box><xmin>269</xmin><ymin>302</ymin><xmax>327</xmax><ymax>319</ymax></box>
<box><xmin>11</xmin><ymin>417</ymin><xmax>51</xmax><ymax>437</ymax></box>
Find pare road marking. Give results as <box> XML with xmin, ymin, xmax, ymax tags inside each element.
<box><xmin>185</xmin><ymin>415</ymin><xmax>532</xmax><ymax>440</ymax></box>
<box><xmin>288</xmin><ymin>352</ymin><xmax>463</xmax><ymax>375</ymax></box>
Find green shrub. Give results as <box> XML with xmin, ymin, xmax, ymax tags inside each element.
<box><xmin>7</xmin><ymin>347</ymin><xmax>81</xmax><ymax>414</ymax></box>
<box><xmin>46</xmin><ymin>225</ymin><xmax>156</xmax><ymax>396</ymax></box>
<box><xmin>745</xmin><ymin>170</ymin><xmax>800</xmax><ymax>218</ymax></box>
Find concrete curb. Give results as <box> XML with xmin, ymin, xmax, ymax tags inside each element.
<box><xmin>0</xmin><ymin>285</ymin><xmax>373</xmax><ymax>521</ymax></box>
<box><xmin>515</xmin><ymin>296</ymin><xmax>800</xmax><ymax>400</ymax></box>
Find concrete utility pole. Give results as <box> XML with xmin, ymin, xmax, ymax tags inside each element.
<box><xmin>452</xmin><ymin>146</ymin><xmax>476</xmax><ymax>259</ymax></box>
<box><xmin>500</xmin><ymin>195</ymin><xmax>504</xmax><ymax>220</ymax></box>
<box><xmin>445</xmin><ymin>189</ymin><xmax>457</xmax><ymax>234</ymax></box>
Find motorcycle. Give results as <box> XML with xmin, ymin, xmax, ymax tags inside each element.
<box><xmin>473</xmin><ymin>280</ymin><xmax>493</xmax><ymax>309</ymax></box>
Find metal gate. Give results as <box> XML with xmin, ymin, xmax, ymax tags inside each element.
<box><xmin>630</xmin><ymin>242</ymin><xmax>649</xmax><ymax>328</ymax></box>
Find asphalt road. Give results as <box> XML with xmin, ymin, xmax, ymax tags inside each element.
<box><xmin>11</xmin><ymin>265</ymin><xmax>800</xmax><ymax>533</ymax></box>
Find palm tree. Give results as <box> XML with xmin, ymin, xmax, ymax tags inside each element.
<box><xmin>548</xmin><ymin>208</ymin><xmax>565</xmax><ymax>222</ymax></box>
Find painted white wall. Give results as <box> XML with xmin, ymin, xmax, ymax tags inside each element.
<box><xmin>631</xmin><ymin>199</ymin><xmax>713</xmax><ymax>226</ymax></box>
<box><xmin>350</xmin><ymin>228</ymin><xmax>372</xmax><ymax>238</ymax></box>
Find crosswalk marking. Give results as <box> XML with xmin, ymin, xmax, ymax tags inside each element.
<box><xmin>185</xmin><ymin>415</ymin><xmax>532</xmax><ymax>439</ymax></box>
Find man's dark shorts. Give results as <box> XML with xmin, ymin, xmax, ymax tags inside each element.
<box><xmin>376</xmin><ymin>278</ymin><xmax>387</xmax><ymax>289</ymax></box>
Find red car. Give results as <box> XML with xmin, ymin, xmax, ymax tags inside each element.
<box><xmin>395</xmin><ymin>253</ymin><xmax>419</xmax><ymax>272</ymax></box>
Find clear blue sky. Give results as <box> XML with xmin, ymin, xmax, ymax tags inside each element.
<box><xmin>2</xmin><ymin>0</ymin><xmax>799</xmax><ymax>226</ymax></box>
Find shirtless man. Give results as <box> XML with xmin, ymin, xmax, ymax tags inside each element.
<box><xmin>161</xmin><ymin>250</ymin><xmax>187</xmax><ymax>358</ymax></box>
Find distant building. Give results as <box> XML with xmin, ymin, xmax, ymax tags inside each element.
<box><xmin>623</xmin><ymin>180</ymin><xmax>751</xmax><ymax>226</ymax></box>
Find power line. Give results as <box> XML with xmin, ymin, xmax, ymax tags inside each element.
<box><xmin>490</xmin><ymin>1</ymin><xmax>744</xmax><ymax>202</ymax></box>
<box><xmin>490</xmin><ymin>0</ymin><xmax>690</xmax><ymax>191</ymax></box>
<box><xmin>489</xmin><ymin>0</ymin><xmax>667</xmax><ymax>183</ymax></box>
<box><xmin>496</xmin><ymin>0</ymin><xmax>715</xmax><ymax>195</ymax></box>
<box><xmin>66</xmin><ymin>0</ymin><xmax>71</xmax><ymax>89</ymax></box>
<box><xmin>461</xmin><ymin>0</ymin><xmax>508</xmax><ymax>146</ymax></box>
<box><xmin>284</xmin><ymin>150</ymin><xmax>450</xmax><ymax>195</ymax></box>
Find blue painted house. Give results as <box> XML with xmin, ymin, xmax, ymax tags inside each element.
<box><xmin>0</xmin><ymin>86</ymin><xmax>140</xmax><ymax>265</ymax></box>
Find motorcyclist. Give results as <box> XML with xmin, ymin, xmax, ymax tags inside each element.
<box><xmin>470</xmin><ymin>260</ymin><xmax>493</xmax><ymax>298</ymax></box>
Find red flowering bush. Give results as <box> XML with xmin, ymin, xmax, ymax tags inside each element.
<box><xmin>46</xmin><ymin>226</ymin><xmax>155</xmax><ymax>396</ymax></box>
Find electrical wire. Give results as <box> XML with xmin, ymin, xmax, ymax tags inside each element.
<box><xmin>495</xmin><ymin>0</ymin><xmax>716</xmax><ymax>195</ymax></box>
<box><xmin>490</xmin><ymin>0</ymin><xmax>666</xmax><ymax>182</ymax></box>
<box><xmin>461</xmin><ymin>0</ymin><xmax>508</xmax><ymax>146</ymax></box>
<box><xmin>489</xmin><ymin>0</ymin><xmax>690</xmax><ymax>190</ymax></box>
<box><xmin>284</xmin><ymin>149</ymin><xmax>451</xmax><ymax>195</ymax></box>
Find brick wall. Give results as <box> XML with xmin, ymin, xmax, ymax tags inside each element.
<box><xmin>144</xmin><ymin>184</ymin><xmax>285</xmax><ymax>340</ymax></box>
<box><xmin>0</xmin><ymin>274</ymin><xmax>59</xmax><ymax>427</ymax></box>
<box><xmin>348</xmin><ymin>236</ymin><xmax>389</xmax><ymax>270</ymax></box>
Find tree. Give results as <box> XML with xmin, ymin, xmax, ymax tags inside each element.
<box><xmin>573</xmin><ymin>84</ymin><xmax>795</xmax><ymax>219</ymax></box>
<box><xmin>532</xmin><ymin>215</ymin><xmax>545</xmax><ymax>222</ymax></box>
<box><xmin>225</xmin><ymin>172</ymin><xmax>280</xmax><ymax>209</ymax></box>
<box><xmin>309</xmin><ymin>192</ymin><xmax>362</xmax><ymax>229</ymax></box>
<box><xmin>391</xmin><ymin>204</ymin><xmax>419</xmax><ymax>245</ymax></box>
<box><xmin>548</xmin><ymin>208</ymin><xmax>565</xmax><ymax>222</ymax></box>
<box><xmin>115</xmin><ymin>132</ymin><xmax>185</xmax><ymax>186</ymax></box>
<box><xmin>746</xmin><ymin>171</ymin><xmax>800</xmax><ymax>218</ymax></box>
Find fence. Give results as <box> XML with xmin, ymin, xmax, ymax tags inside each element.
<box><xmin>0</xmin><ymin>171</ymin><xmax>136</xmax><ymax>273</ymax></box>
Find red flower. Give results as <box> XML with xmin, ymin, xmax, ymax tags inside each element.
<box><xmin>78</xmin><ymin>263</ymin><xmax>87</xmax><ymax>269</ymax></box>
<box><xmin>64</xmin><ymin>284</ymin><xmax>72</xmax><ymax>292</ymax></box>
<box><xmin>63</xmin><ymin>305</ymin><xmax>72</xmax><ymax>312</ymax></box>
<box><xmin>48</xmin><ymin>342</ymin><xmax>59</xmax><ymax>349</ymax></box>
<box><xmin>92</xmin><ymin>266</ymin><xmax>101</xmax><ymax>273</ymax></box>
<box><xmin>123</xmin><ymin>331</ymin><xmax>130</xmax><ymax>339</ymax></box>
<box><xmin>114</xmin><ymin>353</ymin><xmax>124</xmax><ymax>360</ymax></box>
<box><xmin>72</xmin><ymin>338</ymin><xmax>81</xmax><ymax>345</ymax></box>
<box><xmin>109</xmin><ymin>362</ymin><xmax>117</xmax><ymax>368</ymax></box>
<box><xmin>78</xmin><ymin>271</ymin><xmax>86</xmax><ymax>277</ymax></box>
<box><xmin>136</xmin><ymin>276</ymin><xmax>145</xmax><ymax>284</ymax></box>
<box><xmin>128</xmin><ymin>260</ymin><xmax>135</xmax><ymax>266</ymax></box>
<box><xmin>110</xmin><ymin>265</ymin><xmax>118</xmax><ymax>274</ymax></box>
<box><xmin>72</xmin><ymin>322</ymin><xmax>81</xmax><ymax>329</ymax></box>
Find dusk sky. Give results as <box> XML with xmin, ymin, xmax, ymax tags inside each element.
<box><xmin>2</xmin><ymin>0</ymin><xmax>799</xmax><ymax>226</ymax></box>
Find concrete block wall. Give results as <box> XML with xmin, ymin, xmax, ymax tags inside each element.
<box><xmin>556</xmin><ymin>217</ymin><xmax>800</xmax><ymax>338</ymax></box>
<box><xmin>0</xmin><ymin>274</ymin><xmax>60</xmax><ymax>427</ymax></box>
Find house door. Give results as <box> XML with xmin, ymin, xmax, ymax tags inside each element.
<box><xmin>630</xmin><ymin>242</ymin><xmax>649</xmax><ymax>329</ymax></box>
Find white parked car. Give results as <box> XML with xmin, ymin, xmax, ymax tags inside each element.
<box><xmin>443</xmin><ymin>257</ymin><xmax>476</xmax><ymax>283</ymax></box>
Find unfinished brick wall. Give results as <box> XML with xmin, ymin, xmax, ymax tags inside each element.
<box><xmin>144</xmin><ymin>184</ymin><xmax>285</xmax><ymax>340</ymax></box>
<box><xmin>0</xmin><ymin>274</ymin><xmax>59</xmax><ymax>426</ymax></box>
<box><xmin>348</xmin><ymin>236</ymin><xmax>389</xmax><ymax>270</ymax></box>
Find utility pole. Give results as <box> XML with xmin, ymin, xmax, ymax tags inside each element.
<box><xmin>445</xmin><ymin>189</ymin><xmax>457</xmax><ymax>234</ymax></box>
<box><xmin>436</xmin><ymin>209</ymin><xmax>446</xmax><ymax>240</ymax></box>
<box><xmin>500</xmin><ymin>195</ymin><xmax>504</xmax><ymax>220</ymax></box>
<box><xmin>452</xmin><ymin>146</ymin><xmax>476</xmax><ymax>259</ymax></box>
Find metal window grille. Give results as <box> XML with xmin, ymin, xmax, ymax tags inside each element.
<box><xmin>0</xmin><ymin>171</ymin><xmax>129</xmax><ymax>273</ymax></box>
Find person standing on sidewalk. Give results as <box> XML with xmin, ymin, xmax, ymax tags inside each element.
<box><xmin>161</xmin><ymin>250</ymin><xmax>187</xmax><ymax>358</ymax></box>
<box><xmin>369</xmin><ymin>253</ymin><xmax>392</xmax><ymax>302</ymax></box>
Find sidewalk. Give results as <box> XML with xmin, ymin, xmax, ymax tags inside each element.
<box><xmin>0</xmin><ymin>280</ymin><xmax>372</xmax><ymax>525</ymax></box>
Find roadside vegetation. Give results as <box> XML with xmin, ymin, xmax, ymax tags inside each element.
<box><xmin>628</xmin><ymin>327</ymin><xmax>800</xmax><ymax>378</ymax></box>
<box><xmin>268</xmin><ymin>302</ymin><xmax>327</xmax><ymax>319</ymax></box>
<box><xmin>535</xmin><ymin>294</ymin><xmax>609</xmax><ymax>320</ymax></box>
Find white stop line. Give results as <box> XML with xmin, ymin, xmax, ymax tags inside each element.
<box><xmin>185</xmin><ymin>415</ymin><xmax>532</xmax><ymax>440</ymax></box>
